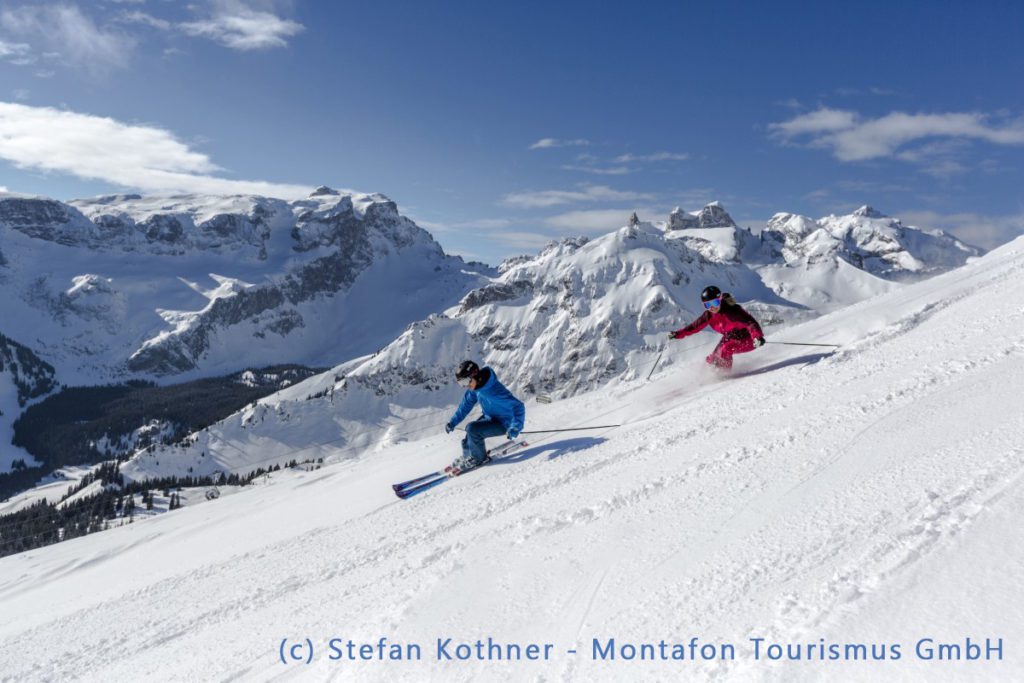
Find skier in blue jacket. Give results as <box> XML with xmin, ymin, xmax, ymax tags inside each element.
<box><xmin>445</xmin><ymin>360</ymin><xmax>525</xmax><ymax>473</ymax></box>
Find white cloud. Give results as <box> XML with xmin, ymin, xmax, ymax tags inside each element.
<box><xmin>0</xmin><ymin>102</ymin><xmax>311</xmax><ymax>198</ymax></box>
<box><xmin>770</xmin><ymin>108</ymin><xmax>858</xmax><ymax>137</ymax></box>
<box><xmin>452</xmin><ymin>218</ymin><xmax>514</xmax><ymax>230</ymax></box>
<box><xmin>834</xmin><ymin>87</ymin><xmax>898</xmax><ymax>97</ymax></box>
<box><xmin>770</xmin><ymin>108</ymin><xmax>1024</xmax><ymax>162</ymax></box>
<box><xmin>0</xmin><ymin>39</ymin><xmax>32</xmax><ymax>64</ymax></box>
<box><xmin>894</xmin><ymin>139</ymin><xmax>975</xmax><ymax>178</ymax></box>
<box><xmin>0</xmin><ymin>5</ymin><xmax>136</xmax><ymax>74</ymax></box>
<box><xmin>560</xmin><ymin>164</ymin><xmax>633</xmax><ymax>176</ymax></box>
<box><xmin>118</xmin><ymin>10</ymin><xmax>173</xmax><ymax>31</ymax></box>
<box><xmin>898</xmin><ymin>210</ymin><xmax>1024</xmax><ymax>250</ymax></box>
<box><xmin>804</xmin><ymin>188</ymin><xmax>831</xmax><ymax>201</ymax></box>
<box><xmin>919</xmin><ymin>159</ymin><xmax>969</xmax><ymax>179</ymax></box>
<box><xmin>492</xmin><ymin>231</ymin><xmax>557</xmax><ymax>250</ymax></box>
<box><xmin>544</xmin><ymin>208</ymin><xmax>655</xmax><ymax>234</ymax></box>
<box><xmin>528</xmin><ymin>138</ymin><xmax>591</xmax><ymax>150</ymax></box>
<box><xmin>614</xmin><ymin>151</ymin><xmax>689</xmax><ymax>163</ymax></box>
<box><xmin>412</xmin><ymin>217</ymin><xmax>514</xmax><ymax>233</ymax></box>
<box><xmin>501</xmin><ymin>185</ymin><xmax>655</xmax><ymax>209</ymax></box>
<box><xmin>671</xmin><ymin>188</ymin><xmax>721</xmax><ymax>211</ymax></box>
<box><xmin>181</xmin><ymin>1</ymin><xmax>304</xmax><ymax>50</ymax></box>
<box><xmin>836</xmin><ymin>179</ymin><xmax>912</xmax><ymax>194</ymax></box>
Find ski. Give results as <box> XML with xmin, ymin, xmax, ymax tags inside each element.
<box><xmin>392</xmin><ymin>440</ymin><xmax>524</xmax><ymax>491</ymax></box>
<box><xmin>393</xmin><ymin>440</ymin><xmax>528</xmax><ymax>499</ymax></box>
<box><xmin>395</xmin><ymin>475</ymin><xmax>450</xmax><ymax>499</ymax></box>
<box><xmin>392</xmin><ymin>471</ymin><xmax>443</xmax><ymax>492</ymax></box>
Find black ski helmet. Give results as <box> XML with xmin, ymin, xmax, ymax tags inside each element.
<box><xmin>700</xmin><ymin>285</ymin><xmax>722</xmax><ymax>302</ymax></box>
<box><xmin>455</xmin><ymin>360</ymin><xmax>479</xmax><ymax>382</ymax></box>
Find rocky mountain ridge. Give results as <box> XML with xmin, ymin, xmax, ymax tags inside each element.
<box><xmin>0</xmin><ymin>187</ymin><xmax>491</xmax><ymax>383</ymax></box>
<box><xmin>667</xmin><ymin>203</ymin><xmax>981</xmax><ymax>309</ymax></box>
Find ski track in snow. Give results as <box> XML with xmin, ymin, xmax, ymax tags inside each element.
<box><xmin>1</xmin><ymin>242</ymin><xmax>1023</xmax><ymax>681</ymax></box>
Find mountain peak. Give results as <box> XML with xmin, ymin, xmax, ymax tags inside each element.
<box><xmin>696</xmin><ymin>202</ymin><xmax>737</xmax><ymax>228</ymax></box>
<box><xmin>853</xmin><ymin>205</ymin><xmax>886</xmax><ymax>218</ymax></box>
<box><xmin>668</xmin><ymin>202</ymin><xmax>736</xmax><ymax>231</ymax></box>
<box><xmin>310</xmin><ymin>185</ymin><xmax>339</xmax><ymax>197</ymax></box>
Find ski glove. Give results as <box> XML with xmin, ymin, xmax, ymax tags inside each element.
<box><xmin>753</xmin><ymin>337</ymin><xmax>765</xmax><ymax>348</ymax></box>
<box><xmin>445</xmin><ymin>422</ymin><xmax>455</xmax><ymax>434</ymax></box>
<box><xmin>667</xmin><ymin>331</ymin><xmax>679</xmax><ymax>340</ymax></box>
<box><xmin>507</xmin><ymin>427</ymin><xmax>521</xmax><ymax>440</ymax></box>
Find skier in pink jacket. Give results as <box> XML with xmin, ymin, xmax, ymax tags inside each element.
<box><xmin>668</xmin><ymin>285</ymin><xmax>765</xmax><ymax>370</ymax></box>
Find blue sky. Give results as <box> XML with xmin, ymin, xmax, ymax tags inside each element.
<box><xmin>0</xmin><ymin>0</ymin><xmax>1022</xmax><ymax>264</ymax></box>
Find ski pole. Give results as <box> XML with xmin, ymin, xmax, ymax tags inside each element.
<box><xmin>768</xmin><ymin>341</ymin><xmax>841</xmax><ymax>348</ymax></box>
<box><xmin>521</xmin><ymin>425</ymin><xmax>621</xmax><ymax>434</ymax></box>
<box><xmin>646</xmin><ymin>348</ymin><xmax>664</xmax><ymax>381</ymax></box>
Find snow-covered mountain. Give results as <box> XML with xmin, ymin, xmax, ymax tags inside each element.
<box><xmin>1</xmin><ymin>194</ymin><xmax>984</xmax><ymax>495</ymax></box>
<box><xmin>2</xmin><ymin>230</ymin><xmax>1021</xmax><ymax>681</ymax></box>
<box><xmin>100</xmin><ymin>202</ymin><xmax>990</xmax><ymax>485</ymax></box>
<box><xmin>0</xmin><ymin>187</ymin><xmax>491</xmax><ymax>385</ymax></box>
<box><xmin>669</xmin><ymin>203</ymin><xmax>981</xmax><ymax>310</ymax></box>
<box><xmin>111</xmin><ymin>219</ymin><xmax>803</xmax><ymax>483</ymax></box>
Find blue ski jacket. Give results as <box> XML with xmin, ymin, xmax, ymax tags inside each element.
<box><xmin>448</xmin><ymin>367</ymin><xmax>525</xmax><ymax>433</ymax></box>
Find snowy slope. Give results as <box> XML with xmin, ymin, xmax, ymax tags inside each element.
<box><xmin>1</xmin><ymin>235</ymin><xmax>1021</xmax><ymax>681</ymax></box>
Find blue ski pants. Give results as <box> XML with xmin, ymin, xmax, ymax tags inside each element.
<box><xmin>462</xmin><ymin>417</ymin><xmax>508</xmax><ymax>461</ymax></box>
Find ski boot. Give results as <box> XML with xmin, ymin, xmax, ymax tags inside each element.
<box><xmin>445</xmin><ymin>454</ymin><xmax>491</xmax><ymax>477</ymax></box>
<box><xmin>705</xmin><ymin>353</ymin><xmax>733</xmax><ymax>372</ymax></box>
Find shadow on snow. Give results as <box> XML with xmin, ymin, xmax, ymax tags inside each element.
<box><xmin>732</xmin><ymin>352</ymin><xmax>834</xmax><ymax>379</ymax></box>
<box><xmin>490</xmin><ymin>437</ymin><xmax>606</xmax><ymax>466</ymax></box>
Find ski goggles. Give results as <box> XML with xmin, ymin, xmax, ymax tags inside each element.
<box><xmin>703</xmin><ymin>297</ymin><xmax>722</xmax><ymax>310</ymax></box>
<box><xmin>457</xmin><ymin>376</ymin><xmax>473</xmax><ymax>387</ymax></box>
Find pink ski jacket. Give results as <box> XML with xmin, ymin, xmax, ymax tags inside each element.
<box><xmin>671</xmin><ymin>299</ymin><xmax>764</xmax><ymax>340</ymax></box>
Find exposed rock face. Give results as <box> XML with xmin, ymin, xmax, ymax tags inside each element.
<box><xmin>668</xmin><ymin>207</ymin><xmax>699</xmax><ymax>231</ymax></box>
<box><xmin>141</xmin><ymin>214</ymin><xmax>186</xmax><ymax>244</ymax></box>
<box><xmin>668</xmin><ymin>202</ymin><xmax>737</xmax><ymax>231</ymax></box>
<box><xmin>695</xmin><ymin>201</ymin><xmax>737</xmax><ymax>228</ymax></box>
<box><xmin>0</xmin><ymin>198</ymin><xmax>95</xmax><ymax>245</ymax></box>
<box><xmin>458</xmin><ymin>279</ymin><xmax>535</xmax><ymax>313</ymax></box>
<box><xmin>63</xmin><ymin>194</ymin><xmax>292</xmax><ymax>255</ymax></box>
<box><xmin>127</xmin><ymin>287</ymin><xmax>290</xmax><ymax>374</ymax></box>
